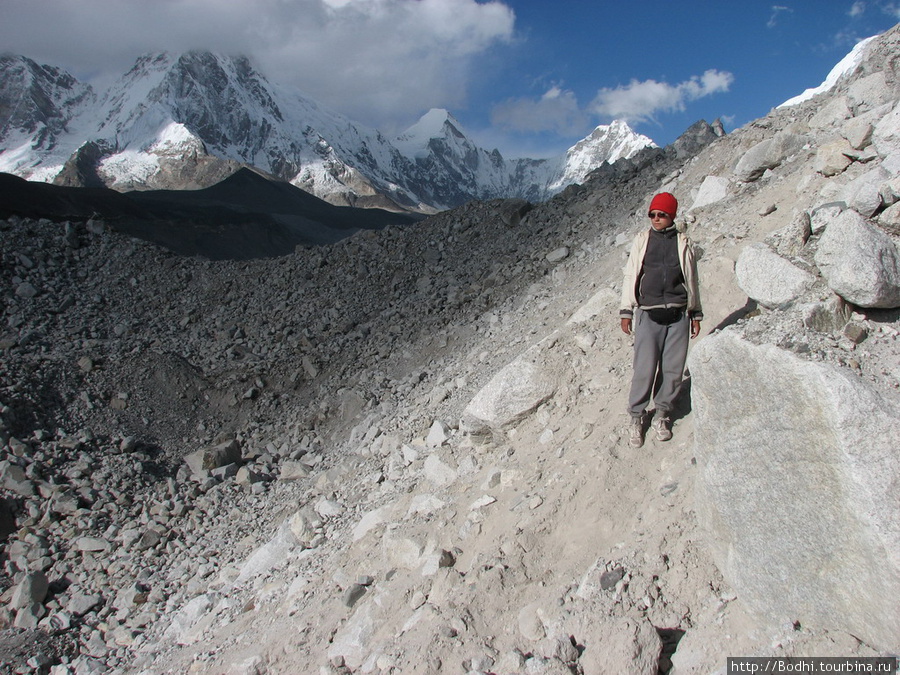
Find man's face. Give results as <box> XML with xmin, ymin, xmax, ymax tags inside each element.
<box><xmin>649</xmin><ymin>211</ymin><xmax>673</xmax><ymax>231</ymax></box>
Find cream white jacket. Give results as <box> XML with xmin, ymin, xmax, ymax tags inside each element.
<box><xmin>619</xmin><ymin>228</ymin><xmax>703</xmax><ymax>319</ymax></box>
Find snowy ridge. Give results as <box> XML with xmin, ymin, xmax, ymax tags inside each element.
<box><xmin>1</xmin><ymin>51</ymin><xmax>655</xmax><ymax>210</ymax></box>
<box><xmin>0</xmin><ymin>55</ymin><xmax>96</xmax><ymax>178</ymax></box>
<box><xmin>779</xmin><ymin>35</ymin><xmax>878</xmax><ymax>107</ymax></box>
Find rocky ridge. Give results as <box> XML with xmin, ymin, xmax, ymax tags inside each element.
<box><xmin>1</xmin><ymin>25</ymin><xmax>900</xmax><ymax>675</ymax></box>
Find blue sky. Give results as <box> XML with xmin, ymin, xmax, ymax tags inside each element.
<box><xmin>2</xmin><ymin>0</ymin><xmax>898</xmax><ymax>158</ymax></box>
<box><xmin>470</xmin><ymin>0</ymin><xmax>900</xmax><ymax>156</ymax></box>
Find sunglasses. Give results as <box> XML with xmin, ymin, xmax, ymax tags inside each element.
<box><xmin>648</xmin><ymin>211</ymin><xmax>671</xmax><ymax>219</ymax></box>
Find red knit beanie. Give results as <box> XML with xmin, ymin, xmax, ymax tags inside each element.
<box><xmin>648</xmin><ymin>192</ymin><xmax>678</xmax><ymax>217</ymax></box>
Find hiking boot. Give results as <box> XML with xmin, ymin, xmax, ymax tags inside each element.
<box><xmin>652</xmin><ymin>413</ymin><xmax>672</xmax><ymax>441</ymax></box>
<box><xmin>628</xmin><ymin>417</ymin><xmax>644</xmax><ymax>448</ymax></box>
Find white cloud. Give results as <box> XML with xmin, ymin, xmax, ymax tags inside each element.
<box><xmin>589</xmin><ymin>70</ymin><xmax>734</xmax><ymax>124</ymax></box>
<box><xmin>767</xmin><ymin>5</ymin><xmax>794</xmax><ymax>28</ymax></box>
<box><xmin>490</xmin><ymin>86</ymin><xmax>587</xmax><ymax>135</ymax></box>
<box><xmin>849</xmin><ymin>1</ymin><xmax>867</xmax><ymax>17</ymax></box>
<box><xmin>0</xmin><ymin>0</ymin><xmax>515</xmax><ymax>131</ymax></box>
<box><xmin>881</xmin><ymin>1</ymin><xmax>900</xmax><ymax>18</ymax></box>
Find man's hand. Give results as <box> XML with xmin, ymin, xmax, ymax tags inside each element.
<box><xmin>621</xmin><ymin>317</ymin><xmax>632</xmax><ymax>335</ymax></box>
<box><xmin>691</xmin><ymin>319</ymin><xmax>701</xmax><ymax>339</ymax></box>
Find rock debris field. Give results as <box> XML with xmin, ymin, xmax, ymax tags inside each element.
<box><xmin>3</xmin><ymin>25</ymin><xmax>900</xmax><ymax>675</ymax></box>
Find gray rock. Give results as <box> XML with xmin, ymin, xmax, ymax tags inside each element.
<box><xmin>808</xmin><ymin>97</ymin><xmax>852</xmax><ymax>129</ymax></box>
<box><xmin>0</xmin><ymin>461</ymin><xmax>35</xmax><ymax>496</ymax></box>
<box><xmin>800</xmin><ymin>295</ymin><xmax>852</xmax><ymax>333</ymax></box>
<box><xmin>498</xmin><ymin>199</ymin><xmax>533</xmax><ymax>227</ymax></box>
<box><xmin>538</xmin><ymin>635</ymin><xmax>579</xmax><ymax>665</ymax></box>
<box><xmin>879</xmin><ymin>200</ymin><xmax>900</xmax><ymax>227</ymax></box>
<box><xmin>810</xmin><ymin>203</ymin><xmax>845</xmax><ymax>235</ymax></box>
<box><xmin>67</xmin><ymin>592</ymin><xmax>103</xmax><ymax>617</ymax></box>
<box><xmin>765</xmin><ymin>211</ymin><xmax>812</xmax><ymax>258</ymax></box>
<box><xmin>135</xmin><ymin>528</ymin><xmax>163</xmax><ymax>551</ymax></box>
<box><xmin>837</xmin><ymin>166</ymin><xmax>889</xmax><ymax>217</ymax></box>
<box><xmin>287</xmin><ymin>508</ymin><xmax>323</xmax><ymax>548</ymax></box>
<box><xmin>11</xmin><ymin>571</ymin><xmax>49</xmax><ymax>610</ymax></box>
<box><xmin>843</xmin><ymin>322</ymin><xmax>868</xmax><ymax>344</ymax></box>
<box><xmin>842</xmin><ymin>117</ymin><xmax>875</xmax><ymax>150</ymax></box>
<box><xmin>873</xmin><ymin>101</ymin><xmax>900</xmax><ymax>157</ymax></box>
<box><xmin>600</xmin><ymin>566</ymin><xmax>625</xmax><ymax>590</ymax></box>
<box><xmin>847</xmin><ymin>72</ymin><xmax>892</xmax><ymax>109</ymax></box>
<box><xmin>578</xmin><ymin>618</ymin><xmax>662</xmax><ymax>675</ymax></box>
<box><xmin>735</xmin><ymin>243</ymin><xmax>816</xmax><ymax>309</ymax></box>
<box><xmin>235</xmin><ymin>465</ymin><xmax>264</xmax><ymax>485</ymax></box>
<box><xmin>815</xmin><ymin>209</ymin><xmax>900</xmax><ymax>308</ymax></box>
<box><xmin>75</xmin><ymin>537</ymin><xmax>110</xmax><ymax>552</ymax></box>
<box><xmin>463</xmin><ymin>341</ymin><xmax>559</xmax><ymax>434</ymax></box>
<box><xmin>426</xmin><ymin>420</ymin><xmax>450</xmax><ymax>448</ymax></box>
<box><xmin>690</xmin><ymin>175</ymin><xmax>730</xmax><ymax>210</ymax></box>
<box><xmin>517</xmin><ymin>602</ymin><xmax>546</xmax><ymax>641</ymax></box>
<box><xmin>279</xmin><ymin>460</ymin><xmax>310</xmax><ymax>481</ymax></box>
<box><xmin>545</xmin><ymin>247</ymin><xmax>569</xmax><ymax>263</ymax></box>
<box><xmin>343</xmin><ymin>584</ymin><xmax>367</xmax><ymax>608</ymax></box>
<box><xmin>13</xmin><ymin>603</ymin><xmax>44</xmax><ymax>629</ymax></box>
<box><xmin>183</xmin><ymin>438</ymin><xmax>242</xmax><ymax>477</ymax></box>
<box><xmin>15</xmin><ymin>283</ymin><xmax>38</xmax><ymax>299</ymax></box>
<box><xmin>422</xmin><ymin>454</ymin><xmax>457</xmax><ymax>487</ymax></box>
<box><xmin>814</xmin><ymin>141</ymin><xmax>853</xmax><ymax>177</ymax></box>
<box><xmin>734</xmin><ymin>132</ymin><xmax>808</xmax><ymax>182</ymax></box>
<box><xmin>689</xmin><ymin>330</ymin><xmax>900</xmax><ymax>650</ymax></box>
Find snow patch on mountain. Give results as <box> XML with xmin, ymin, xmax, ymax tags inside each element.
<box><xmin>779</xmin><ymin>35</ymin><xmax>878</xmax><ymax>107</ymax></box>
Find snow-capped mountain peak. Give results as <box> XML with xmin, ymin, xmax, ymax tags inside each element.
<box><xmin>551</xmin><ymin>120</ymin><xmax>656</xmax><ymax>191</ymax></box>
<box><xmin>394</xmin><ymin>108</ymin><xmax>468</xmax><ymax>159</ymax></box>
<box><xmin>2</xmin><ymin>50</ymin><xmax>659</xmax><ymax>210</ymax></box>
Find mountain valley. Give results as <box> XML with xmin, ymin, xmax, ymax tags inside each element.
<box><xmin>1</xmin><ymin>24</ymin><xmax>900</xmax><ymax>675</ymax></box>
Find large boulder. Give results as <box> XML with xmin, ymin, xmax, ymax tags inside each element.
<box><xmin>688</xmin><ymin>330</ymin><xmax>900</xmax><ymax>651</ymax></box>
<box><xmin>735</xmin><ymin>243</ymin><xmax>816</xmax><ymax>309</ymax></box>
<box><xmin>814</xmin><ymin>208</ymin><xmax>900</xmax><ymax>308</ymax></box>
<box><xmin>733</xmin><ymin>133</ymin><xmax>809</xmax><ymax>182</ymax></box>
<box><xmin>836</xmin><ymin>165</ymin><xmax>890</xmax><ymax>217</ymax></box>
<box><xmin>873</xmin><ymin>100</ymin><xmax>900</xmax><ymax>157</ymax></box>
<box><xmin>463</xmin><ymin>339</ymin><xmax>560</xmax><ymax>435</ymax></box>
<box><xmin>690</xmin><ymin>175</ymin><xmax>730</xmax><ymax>210</ymax></box>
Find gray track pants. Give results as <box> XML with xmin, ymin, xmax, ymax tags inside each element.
<box><xmin>627</xmin><ymin>308</ymin><xmax>690</xmax><ymax>419</ymax></box>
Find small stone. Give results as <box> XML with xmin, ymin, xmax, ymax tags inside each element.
<box><xmin>15</xmin><ymin>283</ymin><xmax>38</xmax><ymax>299</ymax></box>
<box><xmin>279</xmin><ymin>461</ymin><xmax>310</xmax><ymax>481</ymax></box>
<box><xmin>426</xmin><ymin>420</ymin><xmax>450</xmax><ymax>448</ymax></box>
<box><xmin>600</xmin><ymin>566</ymin><xmax>625</xmax><ymax>591</ymax></box>
<box><xmin>546</xmin><ymin>247</ymin><xmax>570</xmax><ymax>263</ymax></box>
<box><xmin>76</xmin><ymin>537</ymin><xmax>110</xmax><ymax>552</ymax></box>
<box><xmin>235</xmin><ymin>466</ymin><xmax>263</xmax><ymax>485</ymax></box>
<box><xmin>343</xmin><ymin>584</ymin><xmax>367</xmax><ymax>608</ymax></box>
<box><xmin>843</xmin><ymin>323</ymin><xmax>869</xmax><ymax>344</ymax></box>
<box><xmin>119</xmin><ymin>436</ymin><xmax>138</xmax><ymax>452</ymax></box>
<box><xmin>67</xmin><ymin>592</ymin><xmax>103</xmax><ymax>616</ymax></box>
<box><xmin>184</xmin><ymin>438</ymin><xmax>242</xmax><ymax>476</ymax></box>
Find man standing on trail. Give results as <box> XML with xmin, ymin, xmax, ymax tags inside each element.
<box><xmin>619</xmin><ymin>192</ymin><xmax>702</xmax><ymax>448</ymax></box>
